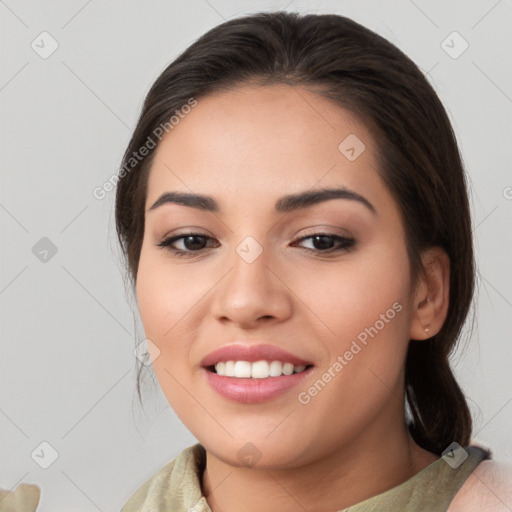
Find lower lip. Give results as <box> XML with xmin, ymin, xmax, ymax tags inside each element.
<box><xmin>202</xmin><ymin>366</ymin><xmax>314</xmax><ymax>403</ymax></box>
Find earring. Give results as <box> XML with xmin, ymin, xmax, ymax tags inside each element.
<box><xmin>423</xmin><ymin>297</ymin><xmax>431</xmax><ymax>335</ymax></box>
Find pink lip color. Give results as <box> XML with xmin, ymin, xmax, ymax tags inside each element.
<box><xmin>202</xmin><ymin>366</ymin><xmax>314</xmax><ymax>404</ymax></box>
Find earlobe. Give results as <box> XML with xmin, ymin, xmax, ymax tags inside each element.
<box><xmin>409</xmin><ymin>247</ymin><xmax>450</xmax><ymax>341</ymax></box>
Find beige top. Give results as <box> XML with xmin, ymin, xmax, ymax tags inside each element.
<box><xmin>119</xmin><ymin>443</ymin><xmax>490</xmax><ymax>512</ymax></box>
<box><xmin>0</xmin><ymin>444</ymin><xmax>489</xmax><ymax>511</ymax></box>
<box><xmin>0</xmin><ymin>484</ymin><xmax>40</xmax><ymax>512</ymax></box>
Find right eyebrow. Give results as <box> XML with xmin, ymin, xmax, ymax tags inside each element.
<box><xmin>148</xmin><ymin>192</ymin><xmax>218</xmax><ymax>213</ymax></box>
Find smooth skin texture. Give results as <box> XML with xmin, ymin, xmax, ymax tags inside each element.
<box><xmin>449</xmin><ymin>459</ymin><xmax>512</xmax><ymax>511</ymax></box>
<box><xmin>135</xmin><ymin>83</ymin><xmax>455</xmax><ymax>511</ymax></box>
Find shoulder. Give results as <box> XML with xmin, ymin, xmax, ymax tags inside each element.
<box><xmin>0</xmin><ymin>483</ymin><xmax>40</xmax><ymax>512</ymax></box>
<box><xmin>120</xmin><ymin>457</ymin><xmax>178</xmax><ymax>512</ymax></box>
<box><xmin>120</xmin><ymin>444</ymin><xmax>202</xmax><ymax>512</ymax></box>
<box><xmin>448</xmin><ymin>459</ymin><xmax>512</xmax><ymax>512</ymax></box>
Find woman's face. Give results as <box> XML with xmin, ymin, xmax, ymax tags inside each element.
<box><xmin>136</xmin><ymin>84</ymin><xmax>419</xmax><ymax>468</ymax></box>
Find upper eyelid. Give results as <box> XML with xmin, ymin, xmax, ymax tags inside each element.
<box><xmin>161</xmin><ymin>231</ymin><xmax>352</xmax><ymax>241</ymax></box>
<box><xmin>161</xmin><ymin>223</ymin><xmax>354</xmax><ymax>240</ymax></box>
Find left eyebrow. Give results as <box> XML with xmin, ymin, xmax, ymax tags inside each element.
<box><xmin>274</xmin><ymin>187</ymin><xmax>376</xmax><ymax>215</ymax></box>
<box><xmin>147</xmin><ymin>186</ymin><xmax>377</xmax><ymax>215</ymax></box>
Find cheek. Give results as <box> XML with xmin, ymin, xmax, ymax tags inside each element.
<box><xmin>135</xmin><ymin>250</ymin><xmax>202</xmax><ymax>416</ymax></box>
<box><xmin>292</xmin><ymin>242</ymin><xmax>410</xmax><ymax>341</ymax></box>
<box><xmin>135</xmin><ymin>247</ymin><xmax>218</xmax><ymax>400</ymax></box>
<box><xmin>293</xmin><ymin>241</ymin><xmax>412</xmax><ymax>401</ymax></box>
<box><xmin>136</xmin><ymin>248</ymin><xmax>203</xmax><ymax>341</ymax></box>
<box><xmin>135</xmin><ymin>250</ymin><xmax>193</xmax><ymax>379</ymax></box>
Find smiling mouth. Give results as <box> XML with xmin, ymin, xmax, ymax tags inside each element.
<box><xmin>206</xmin><ymin>360</ymin><xmax>314</xmax><ymax>378</ymax></box>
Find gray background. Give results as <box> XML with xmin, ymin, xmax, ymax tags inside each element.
<box><xmin>1</xmin><ymin>0</ymin><xmax>511</xmax><ymax>510</ymax></box>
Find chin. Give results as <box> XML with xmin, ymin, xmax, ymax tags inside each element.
<box><xmin>197</xmin><ymin>431</ymin><xmax>313</xmax><ymax>469</ymax></box>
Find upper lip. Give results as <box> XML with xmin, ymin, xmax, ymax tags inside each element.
<box><xmin>200</xmin><ymin>343</ymin><xmax>314</xmax><ymax>367</ymax></box>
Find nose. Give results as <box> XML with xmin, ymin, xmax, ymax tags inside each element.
<box><xmin>210</xmin><ymin>242</ymin><xmax>293</xmax><ymax>329</ymax></box>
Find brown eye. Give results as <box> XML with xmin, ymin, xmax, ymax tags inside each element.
<box><xmin>293</xmin><ymin>233</ymin><xmax>355</xmax><ymax>253</ymax></box>
<box><xmin>157</xmin><ymin>233</ymin><xmax>219</xmax><ymax>255</ymax></box>
<box><xmin>180</xmin><ymin>235</ymin><xmax>209</xmax><ymax>251</ymax></box>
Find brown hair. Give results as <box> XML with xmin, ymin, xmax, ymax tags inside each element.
<box><xmin>115</xmin><ymin>11</ymin><xmax>474</xmax><ymax>455</ymax></box>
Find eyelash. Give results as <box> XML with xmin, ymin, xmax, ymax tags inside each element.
<box><xmin>156</xmin><ymin>231</ymin><xmax>356</xmax><ymax>258</ymax></box>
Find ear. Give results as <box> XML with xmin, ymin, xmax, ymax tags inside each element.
<box><xmin>409</xmin><ymin>247</ymin><xmax>450</xmax><ymax>341</ymax></box>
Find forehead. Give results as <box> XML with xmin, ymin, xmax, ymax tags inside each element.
<box><xmin>145</xmin><ymin>84</ymin><xmax>386</xmax><ymax>213</ymax></box>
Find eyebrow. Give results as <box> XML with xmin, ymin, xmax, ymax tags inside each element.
<box><xmin>147</xmin><ymin>186</ymin><xmax>376</xmax><ymax>215</ymax></box>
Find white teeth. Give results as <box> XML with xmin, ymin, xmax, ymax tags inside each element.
<box><xmin>269</xmin><ymin>360</ymin><xmax>282</xmax><ymax>377</ymax></box>
<box><xmin>214</xmin><ymin>360</ymin><xmax>309</xmax><ymax>378</ymax></box>
<box><xmin>251</xmin><ymin>360</ymin><xmax>269</xmax><ymax>379</ymax></box>
<box><xmin>282</xmin><ymin>362</ymin><xmax>294</xmax><ymax>375</ymax></box>
<box><xmin>225</xmin><ymin>361</ymin><xmax>235</xmax><ymax>377</ymax></box>
<box><xmin>234</xmin><ymin>361</ymin><xmax>252</xmax><ymax>378</ymax></box>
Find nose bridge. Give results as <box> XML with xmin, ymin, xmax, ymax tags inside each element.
<box><xmin>226</xmin><ymin>234</ymin><xmax>273</xmax><ymax>299</ymax></box>
<box><xmin>211</xmin><ymin>234</ymin><xmax>292</xmax><ymax>325</ymax></box>
<box><xmin>230</xmin><ymin>237</ymin><xmax>271</xmax><ymax>292</ymax></box>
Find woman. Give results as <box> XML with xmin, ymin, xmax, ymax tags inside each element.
<box><xmin>114</xmin><ymin>11</ymin><xmax>511</xmax><ymax>512</ymax></box>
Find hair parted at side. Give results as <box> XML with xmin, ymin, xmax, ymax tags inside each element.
<box><xmin>115</xmin><ymin>11</ymin><xmax>475</xmax><ymax>455</ymax></box>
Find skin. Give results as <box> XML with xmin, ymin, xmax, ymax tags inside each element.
<box><xmin>136</xmin><ymin>83</ymin><xmax>452</xmax><ymax>512</ymax></box>
<box><xmin>448</xmin><ymin>460</ymin><xmax>512</xmax><ymax>511</ymax></box>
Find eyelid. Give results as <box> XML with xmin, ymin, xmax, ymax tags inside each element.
<box><xmin>293</xmin><ymin>224</ymin><xmax>355</xmax><ymax>240</ymax></box>
<box><xmin>157</xmin><ymin>226</ymin><xmax>213</xmax><ymax>241</ymax></box>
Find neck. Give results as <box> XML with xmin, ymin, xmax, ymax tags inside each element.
<box><xmin>201</xmin><ymin>411</ymin><xmax>438</xmax><ymax>512</ymax></box>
